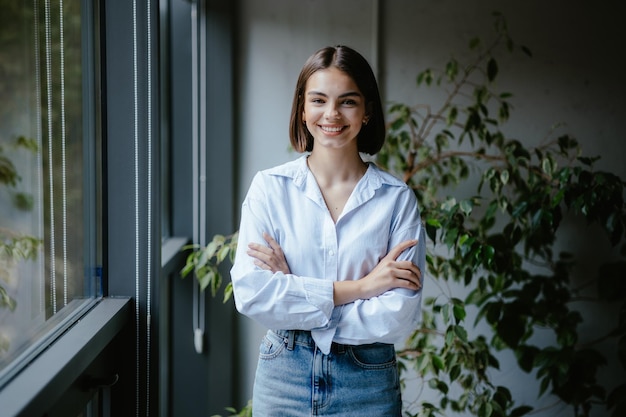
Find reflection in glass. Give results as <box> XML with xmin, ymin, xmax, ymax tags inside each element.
<box><xmin>0</xmin><ymin>0</ymin><xmax>98</xmax><ymax>376</ymax></box>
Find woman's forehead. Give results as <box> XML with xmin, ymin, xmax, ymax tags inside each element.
<box><xmin>305</xmin><ymin>68</ymin><xmax>361</xmax><ymax>95</ymax></box>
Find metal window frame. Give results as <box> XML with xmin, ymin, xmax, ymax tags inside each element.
<box><xmin>0</xmin><ymin>298</ymin><xmax>132</xmax><ymax>417</ymax></box>
<box><xmin>0</xmin><ymin>0</ymin><xmax>238</xmax><ymax>415</ymax></box>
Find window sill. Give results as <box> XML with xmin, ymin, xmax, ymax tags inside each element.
<box><xmin>0</xmin><ymin>297</ymin><xmax>132</xmax><ymax>416</ymax></box>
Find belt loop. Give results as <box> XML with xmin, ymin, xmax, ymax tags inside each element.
<box><xmin>287</xmin><ymin>330</ymin><xmax>295</xmax><ymax>351</ymax></box>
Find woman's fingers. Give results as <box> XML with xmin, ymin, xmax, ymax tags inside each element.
<box><xmin>385</xmin><ymin>239</ymin><xmax>418</xmax><ymax>261</ymax></box>
<box><xmin>395</xmin><ymin>264</ymin><xmax>422</xmax><ymax>289</ymax></box>
<box><xmin>247</xmin><ymin>233</ymin><xmax>290</xmax><ymax>274</ymax></box>
<box><xmin>396</xmin><ymin>260</ymin><xmax>422</xmax><ymax>280</ymax></box>
<box><xmin>247</xmin><ymin>242</ymin><xmax>274</xmax><ymax>262</ymax></box>
<box><xmin>263</xmin><ymin>232</ymin><xmax>285</xmax><ymax>255</ymax></box>
<box><xmin>381</xmin><ymin>240</ymin><xmax>422</xmax><ymax>289</ymax></box>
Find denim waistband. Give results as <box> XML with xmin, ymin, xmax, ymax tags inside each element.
<box><xmin>272</xmin><ymin>329</ymin><xmax>347</xmax><ymax>353</ymax></box>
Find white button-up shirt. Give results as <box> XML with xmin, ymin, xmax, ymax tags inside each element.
<box><xmin>231</xmin><ymin>155</ymin><xmax>425</xmax><ymax>354</ymax></box>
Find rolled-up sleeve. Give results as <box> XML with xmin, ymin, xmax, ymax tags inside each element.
<box><xmin>335</xmin><ymin>190</ymin><xmax>426</xmax><ymax>344</ymax></box>
<box><xmin>334</xmin><ymin>220</ymin><xmax>425</xmax><ymax>345</ymax></box>
<box><xmin>230</xmin><ymin>173</ymin><xmax>335</xmax><ymax>331</ymax></box>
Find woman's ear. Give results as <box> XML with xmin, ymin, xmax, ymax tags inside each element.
<box><xmin>364</xmin><ymin>102</ymin><xmax>374</xmax><ymax>124</ymax></box>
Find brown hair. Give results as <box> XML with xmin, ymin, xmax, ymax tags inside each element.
<box><xmin>289</xmin><ymin>45</ymin><xmax>385</xmax><ymax>155</ymax></box>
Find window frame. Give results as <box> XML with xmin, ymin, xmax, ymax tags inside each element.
<box><xmin>0</xmin><ymin>0</ymin><xmax>102</xmax><ymax>396</ymax></box>
<box><xmin>0</xmin><ymin>0</ymin><xmax>159</xmax><ymax>414</ymax></box>
<box><xmin>0</xmin><ymin>0</ymin><xmax>238</xmax><ymax>414</ymax></box>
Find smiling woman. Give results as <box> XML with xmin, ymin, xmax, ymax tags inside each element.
<box><xmin>0</xmin><ymin>0</ymin><xmax>100</xmax><ymax>384</ymax></box>
<box><xmin>230</xmin><ymin>45</ymin><xmax>425</xmax><ymax>417</ymax></box>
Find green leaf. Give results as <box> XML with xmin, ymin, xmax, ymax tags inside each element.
<box><xmin>453</xmin><ymin>303</ymin><xmax>467</xmax><ymax>323</ymax></box>
<box><xmin>478</xmin><ymin>401</ymin><xmax>493</xmax><ymax>417</ymax></box>
<box><xmin>446</xmin><ymin>325</ymin><xmax>455</xmax><ymax>345</ymax></box>
<box><xmin>499</xmin><ymin>170</ymin><xmax>509</xmax><ymax>185</ymax></box>
<box><xmin>466</xmin><ymin>288</ymin><xmax>489</xmax><ymax>306</ymax></box>
<box><xmin>210</xmin><ymin>268</ymin><xmax>223</xmax><ymax>296</ymax></box>
<box><xmin>199</xmin><ymin>241</ymin><xmax>219</xmax><ymax>268</ymax></box>
<box><xmin>15</xmin><ymin>136</ymin><xmax>39</xmax><ymax>152</ymax></box>
<box><xmin>445</xmin><ymin>228</ymin><xmax>458</xmax><ymax>248</ymax></box>
<box><xmin>416</xmin><ymin>351</ymin><xmax>430</xmax><ymax>373</ymax></box>
<box><xmin>217</xmin><ymin>245</ymin><xmax>230</xmax><ymax>263</ymax></box>
<box><xmin>426</xmin><ymin>217</ymin><xmax>442</xmax><ymax>228</ymax></box>
<box><xmin>446</xmin><ymin>59</ymin><xmax>459</xmax><ymax>81</ymax></box>
<box><xmin>442</xmin><ymin>303</ymin><xmax>450</xmax><ymax>323</ymax></box>
<box><xmin>12</xmin><ymin>192</ymin><xmax>33</xmax><ymax>211</ymax></box>
<box><xmin>198</xmin><ymin>269</ymin><xmax>215</xmax><ymax>292</ymax></box>
<box><xmin>441</xmin><ymin>197</ymin><xmax>457</xmax><ymax>212</ymax></box>
<box><xmin>431</xmin><ymin>355</ymin><xmax>445</xmax><ymax>373</ymax></box>
<box><xmin>449</xmin><ymin>364</ymin><xmax>461</xmax><ymax>382</ymax></box>
<box><xmin>539</xmin><ymin>376</ymin><xmax>550</xmax><ymax>396</ymax></box>
<box><xmin>459</xmin><ymin>199</ymin><xmax>473</xmax><ymax>216</ymax></box>
<box><xmin>577</xmin><ymin>155</ymin><xmax>601</xmax><ymax>166</ymax></box>
<box><xmin>486</xmin><ymin>302</ymin><xmax>502</xmax><ymax>324</ymax></box>
<box><xmin>0</xmin><ymin>286</ymin><xmax>17</xmax><ymax>311</ymax></box>
<box><xmin>447</xmin><ymin>106</ymin><xmax>458</xmax><ymax>126</ymax></box>
<box><xmin>482</xmin><ymin>245</ymin><xmax>495</xmax><ymax>266</ymax></box>
<box><xmin>417</xmin><ymin>69</ymin><xmax>434</xmax><ymax>86</ymax></box>
<box><xmin>223</xmin><ymin>282</ymin><xmax>234</xmax><ymax>303</ymax></box>
<box><xmin>454</xmin><ymin>325</ymin><xmax>468</xmax><ymax>342</ymax></box>
<box><xmin>516</xmin><ymin>345</ymin><xmax>539</xmax><ymax>372</ymax></box>
<box><xmin>180</xmin><ymin>261</ymin><xmax>195</xmax><ymax>278</ymax></box>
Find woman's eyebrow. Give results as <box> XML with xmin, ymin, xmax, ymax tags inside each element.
<box><xmin>307</xmin><ymin>90</ymin><xmax>362</xmax><ymax>98</ymax></box>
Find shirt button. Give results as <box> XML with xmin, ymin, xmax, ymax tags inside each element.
<box><xmin>328</xmin><ymin>250</ymin><xmax>335</xmax><ymax>256</ymax></box>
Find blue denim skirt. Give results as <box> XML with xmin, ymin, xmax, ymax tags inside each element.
<box><xmin>252</xmin><ymin>329</ymin><xmax>402</xmax><ymax>416</ymax></box>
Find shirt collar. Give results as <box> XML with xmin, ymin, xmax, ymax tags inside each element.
<box><xmin>267</xmin><ymin>154</ymin><xmax>401</xmax><ymax>191</ymax></box>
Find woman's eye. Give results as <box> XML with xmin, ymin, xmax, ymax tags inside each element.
<box><xmin>342</xmin><ymin>99</ymin><xmax>357</xmax><ymax>106</ymax></box>
<box><xmin>311</xmin><ymin>98</ymin><xmax>324</xmax><ymax>104</ymax></box>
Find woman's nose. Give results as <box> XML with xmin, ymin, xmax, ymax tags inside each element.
<box><xmin>325</xmin><ymin>104</ymin><xmax>340</xmax><ymax>119</ymax></box>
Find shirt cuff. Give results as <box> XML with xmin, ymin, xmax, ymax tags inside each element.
<box><xmin>302</xmin><ymin>276</ymin><xmax>334</xmax><ymax>320</ymax></box>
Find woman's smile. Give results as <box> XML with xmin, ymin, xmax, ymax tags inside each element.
<box><xmin>319</xmin><ymin>124</ymin><xmax>347</xmax><ymax>134</ymax></box>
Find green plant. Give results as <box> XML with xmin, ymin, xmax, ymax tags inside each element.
<box><xmin>378</xmin><ymin>12</ymin><xmax>625</xmax><ymax>417</ymax></box>
<box><xmin>210</xmin><ymin>400</ymin><xmax>253</xmax><ymax>417</ymax></box>
<box><xmin>181</xmin><ymin>232</ymin><xmax>238</xmax><ymax>303</ymax></box>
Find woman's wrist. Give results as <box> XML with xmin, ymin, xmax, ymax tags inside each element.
<box><xmin>333</xmin><ymin>280</ymin><xmax>364</xmax><ymax>306</ymax></box>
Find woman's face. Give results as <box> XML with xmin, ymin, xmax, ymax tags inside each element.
<box><xmin>302</xmin><ymin>67</ymin><xmax>368</xmax><ymax>152</ymax></box>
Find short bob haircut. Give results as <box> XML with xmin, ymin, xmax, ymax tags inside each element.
<box><xmin>289</xmin><ymin>45</ymin><xmax>386</xmax><ymax>155</ymax></box>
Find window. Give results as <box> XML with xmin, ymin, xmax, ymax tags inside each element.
<box><xmin>0</xmin><ymin>0</ymin><xmax>99</xmax><ymax>385</ymax></box>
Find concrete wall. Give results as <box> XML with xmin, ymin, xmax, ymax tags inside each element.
<box><xmin>234</xmin><ymin>0</ymin><xmax>626</xmax><ymax>413</ymax></box>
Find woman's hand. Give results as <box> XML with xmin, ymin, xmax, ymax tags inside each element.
<box><xmin>247</xmin><ymin>232</ymin><xmax>291</xmax><ymax>274</ymax></box>
<box><xmin>334</xmin><ymin>239</ymin><xmax>422</xmax><ymax>306</ymax></box>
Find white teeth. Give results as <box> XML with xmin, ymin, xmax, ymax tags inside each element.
<box><xmin>321</xmin><ymin>126</ymin><xmax>343</xmax><ymax>132</ymax></box>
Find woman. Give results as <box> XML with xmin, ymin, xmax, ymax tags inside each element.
<box><xmin>231</xmin><ymin>45</ymin><xmax>425</xmax><ymax>416</ymax></box>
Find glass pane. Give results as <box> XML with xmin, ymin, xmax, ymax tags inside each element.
<box><xmin>0</xmin><ymin>0</ymin><xmax>99</xmax><ymax>376</ymax></box>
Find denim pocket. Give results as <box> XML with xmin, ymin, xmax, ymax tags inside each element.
<box><xmin>347</xmin><ymin>343</ymin><xmax>396</xmax><ymax>369</ymax></box>
<box><xmin>258</xmin><ymin>330</ymin><xmax>286</xmax><ymax>360</ymax></box>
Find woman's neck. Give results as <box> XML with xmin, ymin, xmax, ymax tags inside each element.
<box><xmin>307</xmin><ymin>149</ymin><xmax>367</xmax><ymax>185</ymax></box>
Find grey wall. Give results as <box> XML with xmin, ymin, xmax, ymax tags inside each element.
<box><xmin>234</xmin><ymin>0</ymin><xmax>626</xmax><ymax>414</ymax></box>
